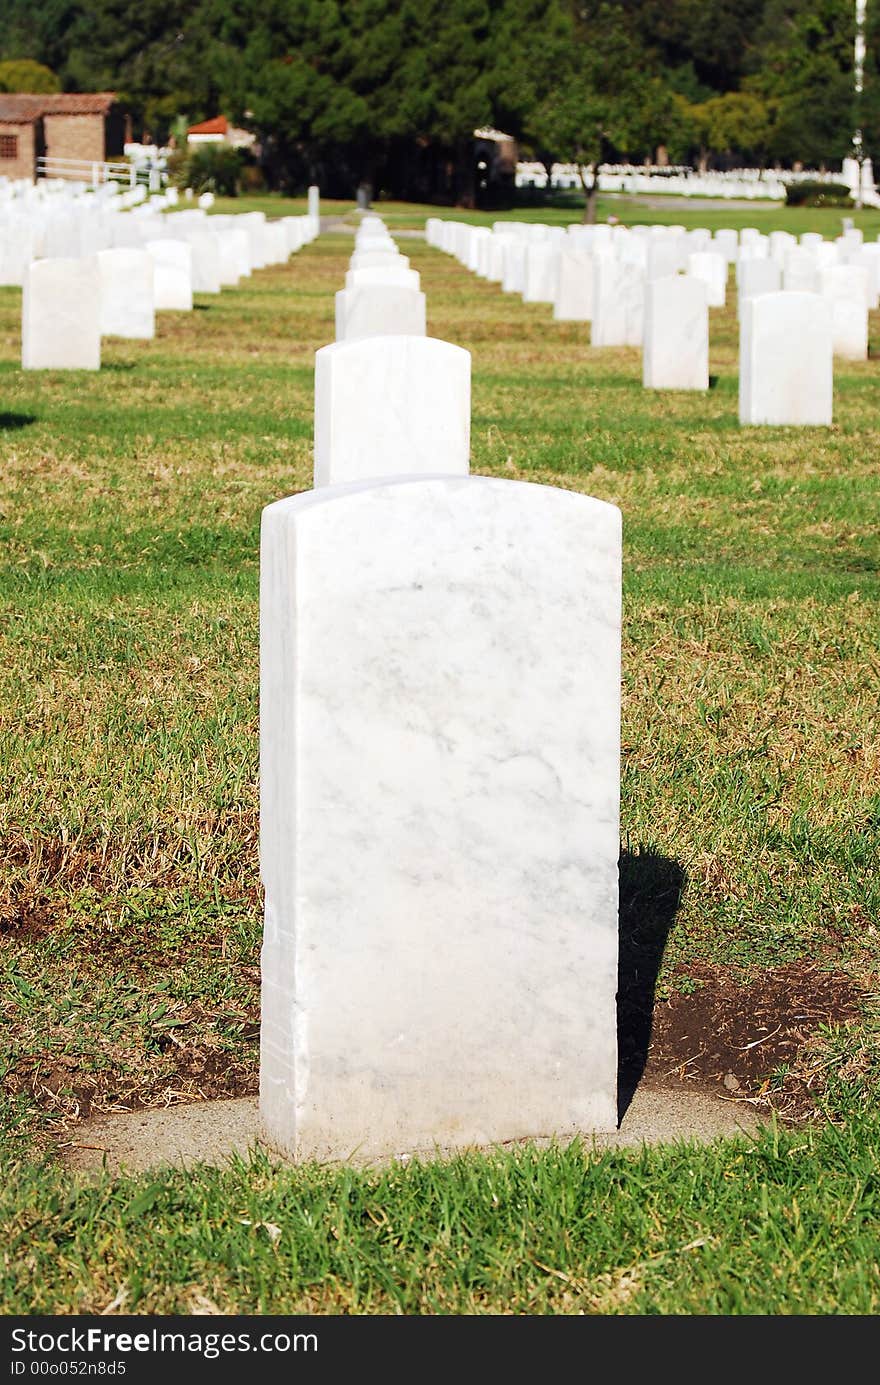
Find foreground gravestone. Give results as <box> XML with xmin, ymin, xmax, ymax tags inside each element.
<box><xmin>739</xmin><ymin>291</ymin><xmax>832</xmax><ymax>426</ymax></box>
<box><xmin>643</xmin><ymin>275</ymin><xmax>708</xmax><ymax>390</ymax></box>
<box><xmin>22</xmin><ymin>257</ymin><xmax>101</xmax><ymax>370</ymax></box>
<box><xmin>335</xmin><ymin>284</ymin><xmax>427</xmax><ymax>341</ymax></box>
<box><xmin>314</xmin><ymin>336</ymin><xmax>470</xmax><ymax>486</ymax></box>
<box><xmin>260</xmin><ymin>475</ymin><xmax>621</xmax><ymax>1161</ymax></box>
<box><xmin>97</xmin><ymin>248</ymin><xmax>155</xmax><ymax>339</ymax></box>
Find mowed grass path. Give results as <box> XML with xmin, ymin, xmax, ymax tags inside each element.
<box><xmin>0</xmin><ymin>223</ymin><xmax>878</xmax><ymax>1313</ymax></box>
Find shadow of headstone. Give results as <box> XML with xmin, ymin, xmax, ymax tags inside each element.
<box><xmin>617</xmin><ymin>846</ymin><xmax>688</xmax><ymax>1122</ymax></box>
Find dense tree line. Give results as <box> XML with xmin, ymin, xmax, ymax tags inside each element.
<box><xmin>1</xmin><ymin>0</ymin><xmax>877</xmax><ymax>202</ymax></box>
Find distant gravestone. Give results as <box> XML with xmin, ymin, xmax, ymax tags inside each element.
<box><xmin>184</xmin><ymin>232</ymin><xmax>222</xmax><ymax>294</ymax></box>
<box><xmin>646</xmin><ymin>240</ymin><xmax>680</xmax><ymax>281</ymax></box>
<box><xmin>145</xmin><ymin>239</ymin><xmax>193</xmax><ymax>311</ymax></box>
<box><xmin>768</xmin><ymin>230</ymin><xmax>798</xmax><ymax>265</ymax></box>
<box><xmin>592</xmin><ymin>258</ymin><xmax>644</xmax><ymax>346</ymax></box>
<box><xmin>854</xmin><ymin>245</ymin><xmax>880</xmax><ymax>309</ymax></box>
<box><xmin>713</xmin><ymin>229</ymin><xmax>738</xmax><ymax>264</ymax></box>
<box><xmin>783</xmin><ymin>248</ymin><xmax>820</xmax><ymax>295</ymax></box>
<box><xmin>281</xmin><ymin>218</ymin><xmax>305</xmax><ymax>254</ymax></box>
<box><xmin>22</xmin><ymin>257</ymin><xmax>101</xmax><ymax>370</ymax></box>
<box><xmin>739</xmin><ymin>291</ymin><xmax>832</xmax><ymax>426</ymax></box>
<box><xmin>687</xmin><ymin>251</ymin><xmax>727</xmax><ymax>307</ymax></box>
<box><xmin>486</xmin><ymin>233</ymin><xmax>516</xmax><ymax>283</ymax></box>
<box><xmin>553</xmin><ymin>248</ymin><xmax>594</xmax><ymax>321</ymax></box>
<box><xmin>345</xmin><ymin>265</ymin><xmax>421</xmax><ymax>292</ymax></box>
<box><xmin>260</xmin><ymin>223</ymin><xmax>289</xmax><ymax>266</ymax></box>
<box><xmin>97</xmin><ymin>248</ymin><xmax>155</xmax><ymax>339</ymax></box>
<box><xmin>522</xmin><ymin>244</ymin><xmax>560</xmax><ymax>304</ymax></box>
<box><xmin>314</xmin><ymin>335</ymin><xmax>470</xmax><ymax>486</ymax></box>
<box><xmin>0</xmin><ymin>224</ymin><xmax>35</xmax><ymax>287</ymax></box>
<box><xmin>259</xmin><ymin>475</ymin><xmax>622</xmax><ymax>1162</ymax></box>
<box><xmin>308</xmin><ymin>185</ymin><xmax>320</xmax><ymax>220</ymax></box>
<box><xmin>820</xmin><ymin>265</ymin><xmax>869</xmax><ymax>360</ymax></box>
<box><xmin>215</xmin><ymin>230</ymin><xmax>242</xmax><ymax>286</ymax></box>
<box><xmin>643</xmin><ymin>274</ymin><xmax>708</xmax><ymax>390</ymax></box>
<box><xmin>501</xmin><ymin>241</ymin><xmax>528</xmax><ymax>294</ymax></box>
<box><xmin>737</xmin><ymin>258</ymin><xmax>782</xmax><ymax>314</ymax></box>
<box><xmin>335</xmin><ymin>284</ymin><xmax>427</xmax><ymax>341</ymax></box>
<box><xmin>349</xmin><ymin>250</ymin><xmax>409</xmax><ymax>271</ymax></box>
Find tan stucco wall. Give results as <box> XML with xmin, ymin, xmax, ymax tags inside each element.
<box><xmin>0</xmin><ymin>121</ymin><xmax>36</xmax><ymax>181</ymax></box>
<box><xmin>43</xmin><ymin>113</ymin><xmax>105</xmax><ymax>164</ymax></box>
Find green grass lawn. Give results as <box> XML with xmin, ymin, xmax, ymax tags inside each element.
<box><xmin>207</xmin><ymin>188</ymin><xmax>880</xmax><ymax>238</ymax></box>
<box><xmin>0</xmin><ymin>216</ymin><xmax>878</xmax><ymax>1314</ymax></box>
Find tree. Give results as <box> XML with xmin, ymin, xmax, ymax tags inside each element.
<box><xmin>693</xmin><ymin>90</ymin><xmax>773</xmax><ymax>166</ymax></box>
<box><xmin>746</xmin><ymin>0</ymin><xmax>857</xmax><ymax>165</ymax></box>
<box><xmin>0</xmin><ymin>58</ymin><xmax>61</xmax><ymax>92</ymax></box>
<box><xmin>526</xmin><ymin>2</ymin><xmax>673</xmax><ymax>220</ymax></box>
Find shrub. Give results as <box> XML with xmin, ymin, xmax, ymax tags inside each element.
<box><xmin>238</xmin><ymin>160</ymin><xmax>267</xmax><ymax>194</ymax></box>
<box><xmin>181</xmin><ymin>144</ymin><xmax>243</xmax><ymax>197</ymax></box>
<box><xmin>785</xmin><ymin>180</ymin><xmax>853</xmax><ymax>208</ymax></box>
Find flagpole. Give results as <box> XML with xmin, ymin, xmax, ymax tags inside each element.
<box><xmin>854</xmin><ymin>0</ymin><xmax>867</xmax><ymax>209</ymax></box>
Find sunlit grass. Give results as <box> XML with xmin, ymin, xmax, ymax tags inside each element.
<box><xmin>0</xmin><ymin>219</ymin><xmax>878</xmax><ymax>1313</ymax></box>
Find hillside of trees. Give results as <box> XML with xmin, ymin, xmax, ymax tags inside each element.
<box><xmin>0</xmin><ymin>0</ymin><xmax>877</xmax><ymax>202</ymax></box>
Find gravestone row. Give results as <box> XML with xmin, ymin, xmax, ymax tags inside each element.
<box><xmin>4</xmin><ymin>179</ymin><xmax>321</xmax><ymax>370</ymax></box>
<box><xmin>426</xmin><ymin>216</ymin><xmax>876</xmax><ymax>426</ymax></box>
<box><xmin>258</xmin><ymin>214</ymin><xmax>622</xmax><ymax>1161</ymax></box>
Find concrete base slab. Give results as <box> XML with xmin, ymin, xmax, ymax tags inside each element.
<box><xmin>60</xmin><ymin>1086</ymin><xmax>766</xmax><ymax>1179</ymax></box>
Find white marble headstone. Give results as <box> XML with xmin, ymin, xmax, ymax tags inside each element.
<box><xmin>739</xmin><ymin>291</ymin><xmax>832</xmax><ymax>426</ymax></box>
<box><xmin>145</xmin><ymin>239</ymin><xmax>193</xmax><ymax>311</ymax></box>
<box><xmin>184</xmin><ymin>232</ymin><xmax>222</xmax><ymax>294</ymax></box>
<box><xmin>335</xmin><ymin>284</ymin><xmax>427</xmax><ymax>341</ymax></box>
<box><xmin>783</xmin><ymin>247</ymin><xmax>819</xmax><ymax>295</ymax></box>
<box><xmin>643</xmin><ymin>275</ymin><xmax>708</xmax><ymax>390</ymax></box>
<box><xmin>523</xmin><ymin>244</ymin><xmax>560</xmax><ymax>304</ymax></box>
<box><xmin>22</xmin><ymin>257</ymin><xmax>101</xmax><ymax>370</ymax></box>
<box><xmin>259</xmin><ymin>474</ymin><xmax>621</xmax><ymax>1162</ymax></box>
<box><xmin>820</xmin><ymin>265</ymin><xmax>869</xmax><ymax>360</ymax></box>
<box><xmin>687</xmin><ymin>251</ymin><xmax>727</xmax><ymax>307</ymax></box>
<box><xmin>553</xmin><ymin>248</ymin><xmax>594</xmax><ymax>321</ymax></box>
<box><xmin>592</xmin><ymin>258</ymin><xmax>644</xmax><ymax>346</ymax></box>
<box><xmin>344</xmin><ymin>266</ymin><xmax>421</xmax><ymax>292</ymax></box>
<box><xmin>314</xmin><ymin>335</ymin><xmax>470</xmax><ymax>486</ymax></box>
<box><xmin>97</xmin><ymin>248</ymin><xmax>155</xmax><ymax>339</ymax></box>
<box><xmin>737</xmin><ymin>258</ymin><xmax>781</xmax><ymax>313</ymax></box>
<box><xmin>501</xmin><ymin>241</ymin><xmax>527</xmax><ymax>294</ymax></box>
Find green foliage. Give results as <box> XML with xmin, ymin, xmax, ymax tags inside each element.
<box><xmin>0</xmin><ymin>58</ymin><xmax>60</xmax><ymax>93</ymax></box>
<box><xmin>1</xmin><ymin>0</ymin><xmax>878</xmax><ymax>191</ymax></box>
<box><xmin>179</xmin><ymin>143</ymin><xmax>243</xmax><ymax>197</ymax></box>
<box><xmin>785</xmin><ymin>178</ymin><xmax>853</xmax><ymax>206</ymax></box>
<box><xmin>694</xmin><ymin>91</ymin><xmax>773</xmax><ymax>161</ymax></box>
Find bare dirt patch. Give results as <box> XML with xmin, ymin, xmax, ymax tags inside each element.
<box><xmin>634</xmin><ymin>961</ymin><xmax>868</xmax><ymax>1113</ymax></box>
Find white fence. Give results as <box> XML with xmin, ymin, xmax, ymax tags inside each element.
<box><xmin>36</xmin><ymin>156</ymin><xmax>164</xmax><ymax>191</ymax></box>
